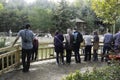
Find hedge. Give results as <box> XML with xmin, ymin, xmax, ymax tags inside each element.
<box><xmin>63</xmin><ymin>63</ymin><xmax>120</xmax><ymax>80</ymax></box>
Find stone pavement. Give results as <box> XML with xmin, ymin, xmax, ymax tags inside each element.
<box><xmin>0</xmin><ymin>59</ymin><xmax>107</xmax><ymax>80</ymax></box>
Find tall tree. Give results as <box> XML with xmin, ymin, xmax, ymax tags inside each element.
<box><xmin>52</xmin><ymin>0</ymin><xmax>76</xmax><ymax>32</ymax></box>
<box><xmin>0</xmin><ymin>3</ymin><xmax>3</xmax><ymax>10</ymax></box>
<box><xmin>91</xmin><ymin>0</ymin><xmax>120</xmax><ymax>33</ymax></box>
<box><xmin>28</xmin><ymin>7</ymin><xmax>53</xmax><ymax>32</ymax></box>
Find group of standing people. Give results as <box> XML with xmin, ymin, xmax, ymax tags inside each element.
<box><xmin>84</xmin><ymin>29</ymin><xmax>120</xmax><ymax>63</ymax></box>
<box><xmin>54</xmin><ymin>27</ymin><xmax>83</xmax><ymax>65</ymax></box>
<box><xmin>81</xmin><ymin>31</ymin><xmax>99</xmax><ymax>62</ymax></box>
<box><xmin>12</xmin><ymin>23</ymin><xmax>120</xmax><ymax>73</ymax></box>
<box><xmin>53</xmin><ymin>28</ymin><xmax>104</xmax><ymax>65</ymax></box>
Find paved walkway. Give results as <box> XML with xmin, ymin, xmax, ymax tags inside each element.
<box><xmin>0</xmin><ymin>59</ymin><xmax>107</xmax><ymax>80</ymax></box>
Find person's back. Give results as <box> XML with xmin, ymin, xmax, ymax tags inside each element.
<box><xmin>114</xmin><ymin>31</ymin><xmax>120</xmax><ymax>50</ymax></box>
<box><xmin>33</xmin><ymin>37</ymin><xmax>39</xmax><ymax>49</ymax></box>
<box><xmin>65</xmin><ymin>29</ymin><xmax>74</xmax><ymax>50</ymax></box>
<box><xmin>72</xmin><ymin>28</ymin><xmax>83</xmax><ymax>63</ymax></box>
<box><xmin>104</xmin><ymin>33</ymin><xmax>113</xmax><ymax>45</ymax></box>
<box><xmin>19</xmin><ymin>29</ymin><xmax>34</xmax><ymax>49</ymax></box>
<box><xmin>101</xmin><ymin>30</ymin><xmax>113</xmax><ymax>62</ymax></box>
<box><xmin>32</xmin><ymin>36</ymin><xmax>39</xmax><ymax>60</ymax></box>
<box><xmin>93</xmin><ymin>31</ymin><xmax>99</xmax><ymax>61</ymax></box>
<box><xmin>54</xmin><ymin>33</ymin><xmax>64</xmax><ymax>48</ymax></box>
<box><xmin>65</xmin><ymin>28</ymin><xmax>74</xmax><ymax>64</ymax></box>
<box><xmin>114</xmin><ymin>31</ymin><xmax>120</xmax><ymax>46</ymax></box>
<box><xmin>84</xmin><ymin>33</ymin><xmax>92</xmax><ymax>61</ymax></box>
<box><xmin>73</xmin><ymin>31</ymin><xmax>83</xmax><ymax>45</ymax></box>
<box><xmin>54</xmin><ymin>30</ymin><xmax>64</xmax><ymax>65</ymax></box>
<box><xmin>84</xmin><ymin>35</ymin><xmax>92</xmax><ymax>46</ymax></box>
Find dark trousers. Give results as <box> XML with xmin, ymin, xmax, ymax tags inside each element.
<box><xmin>101</xmin><ymin>45</ymin><xmax>111</xmax><ymax>61</ymax></box>
<box><xmin>56</xmin><ymin>52</ymin><xmax>64</xmax><ymax>64</ymax></box>
<box><xmin>73</xmin><ymin>44</ymin><xmax>81</xmax><ymax>63</ymax></box>
<box><xmin>22</xmin><ymin>48</ymin><xmax>32</xmax><ymax>71</ymax></box>
<box><xmin>93</xmin><ymin>49</ymin><xmax>98</xmax><ymax>61</ymax></box>
<box><xmin>84</xmin><ymin>45</ymin><xmax>92</xmax><ymax>61</ymax></box>
<box><xmin>32</xmin><ymin>48</ymin><xmax>38</xmax><ymax>60</ymax></box>
<box><xmin>66</xmin><ymin>49</ymin><xmax>72</xmax><ymax>63</ymax></box>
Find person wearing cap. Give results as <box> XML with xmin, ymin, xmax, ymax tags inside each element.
<box><xmin>12</xmin><ymin>24</ymin><xmax>35</xmax><ymax>72</ymax></box>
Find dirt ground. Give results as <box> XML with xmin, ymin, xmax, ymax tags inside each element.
<box><xmin>0</xmin><ymin>59</ymin><xmax>107</xmax><ymax>80</ymax></box>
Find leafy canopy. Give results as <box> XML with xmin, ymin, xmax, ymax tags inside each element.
<box><xmin>91</xmin><ymin>0</ymin><xmax>120</xmax><ymax>24</ymax></box>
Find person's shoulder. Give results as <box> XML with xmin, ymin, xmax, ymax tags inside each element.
<box><xmin>28</xmin><ymin>30</ymin><xmax>34</xmax><ymax>34</ymax></box>
<box><xmin>18</xmin><ymin>29</ymin><xmax>24</xmax><ymax>33</ymax></box>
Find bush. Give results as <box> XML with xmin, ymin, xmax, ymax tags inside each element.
<box><xmin>63</xmin><ymin>63</ymin><xmax>120</xmax><ymax>80</ymax></box>
<box><xmin>0</xmin><ymin>37</ymin><xmax>6</xmax><ymax>48</ymax></box>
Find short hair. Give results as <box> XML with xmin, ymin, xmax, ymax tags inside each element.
<box><xmin>55</xmin><ymin>30</ymin><xmax>59</xmax><ymax>35</ymax></box>
<box><xmin>67</xmin><ymin>28</ymin><xmax>72</xmax><ymax>34</ymax></box>
<box><xmin>94</xmin><ymin>31</ymin><xmax>98</xmax><ymax>35</ymax></box>
<box><xmin>74</xmin><ymin>27</ymin><xmax>77</xmax><ymax>30</ymax></box>
<box><xmin>107</xmin><ymin>29</ymin><xmax>110</xmax><ymax>32</ymax></box>
<box><xmin>25</xmin><ymin>23</ymin><xmax>31</xmax><ymax>29</ymax></box>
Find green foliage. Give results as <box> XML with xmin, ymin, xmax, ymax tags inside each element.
<box><xmin>52</xmin><ymin>0</ymin><xmax>76</xmax><ymax>32</ymax></box>
<box><xmin>0</xmin><ymin>37</ymin><xmax>6</xmax><ymax>48</ymax></box>
<box><xmin>91</xmin><ymin>0</ymin><xmax>120</xmax><ymax>24</ymax></box>
<box><xmin>74</xmin><ymin>0</ymin><xmax>97</xmax><ymax>32</ymax></box>
<box><xmin>0</xmin><ymin>3</ymin><xmax>3</xmax><ymax>10</ymax></box>
<box><xmin>63</xmin><ymin>63</ymin><xmax>120</xmax><ymax>80</ymax></box>
<box><xmin>1</xmin><ymin>0</ymin><xmax>119</xmax><ymax>33</ymax></box>
<box><xmin>28</xmin><ymin>7</ymin><xmax>53</xmax><ymax>32</ymax></box>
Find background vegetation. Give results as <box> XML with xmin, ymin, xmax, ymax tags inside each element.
<box><xmin>0</xmin><ymin>0</ymin><xmax>120</xmax><ymax>33</ymax></box>
<box><xmin>63</xmin><ymin>63</ymin><xmax>120</xmax><ymax>80</ymax></box>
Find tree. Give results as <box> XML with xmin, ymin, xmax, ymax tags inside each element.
<box><xmin>0</xmin><ymin>3</ymin><xmax>3</xmax><ymax>10</ymax></box>
<box><xmin>91</xmin><ymin>0</ymin><xmax>120</xmax><ymax>33</ymax></box>
<box><xmin>52</xmin><ymin>0</ymin><xmax>76</xmax><ymax>32</ymax></box>
<box><xmin>28</xmin><ymin>7</ymin><xmax>53</xmax><ymax>32</ymax></box>
<box><xmin>79</xmin><ymin>0</ymin><xmax>97</xmax><ymax>32</ymax></box>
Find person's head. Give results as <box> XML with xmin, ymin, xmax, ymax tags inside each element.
<box><xmin>94</xmin><ymin>31</ymin><xmax>98</xmax><ymax>35</ymax></box>
<box><xmin>107</xmin><ymin>29</ymin><xmax>111</xmax><ymax>33</ymax></box>
<box><xmin>25</xmin><ymin>23</ymin><xmax>31</xmax><ymax>29</ymax></box>
<box><xmin>67</xmin><ymin>28</ymin><xmax>72</xmax><ymax>34</ymax></box>
<box><xmin>55</xmin><ymin>30</ymin><xmax>59</xmax><ymax>36</ymax></box>
<box><xmin>73</xmin><ymin>27</ymin><xmax>77</xmax><ymax>32</ymax></box>
<box><xmin>85</xmin><ymin>32</ymin><xmax>88</xmax><ymax>35</ymax></box>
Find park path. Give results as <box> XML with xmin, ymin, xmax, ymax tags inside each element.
<box><xmin>0</xmin><ymin>59</ymin><xmax>107</xmax><ymax>80</ymax></box>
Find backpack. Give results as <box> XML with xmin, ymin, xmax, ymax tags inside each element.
<box><xmin>73</xmin><ymin>31</ymin><xmax>83</xmax><ymax>44</ymax></box>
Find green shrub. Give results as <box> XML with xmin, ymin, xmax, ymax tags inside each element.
<box><xmin>63</xmin><ymin>63</ymin><xmax>120</xmax><ymax>80</ymax></box>
<box><xmin>0</xmin><ymin>37</ymin><xmax>6</xmax><ymax>48</ymax></box>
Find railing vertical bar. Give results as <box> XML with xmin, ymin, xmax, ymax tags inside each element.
<box><xmin>41</xmin><ymin>48</ymin><xmax>43</xmax><ymax>60</ymax></box>
<box><xmin>48</xmin><ymin>48</ymin><xmax>51</xmax><ymax>58</ymax></box>
<box><xmin>45</xmin><ymin>48</ymin><xmax>47</xmax><ymax>58</ymax></box>
<box><xmin>7</xmin><ymin>55</ymin><xmax>9</xmax><ymax>67</ymax></box>
<box><xmin>2</xmin><ymin>57</ymin><xmax>4</xmax><ymax>70</ymax></box>
<box><xmin>11</xmin><ymin>54</ymin><xmax>13</xmax><ymax>65</ymax></box>
<box><xmin>16</xmin><ymin>46</ymin><xmax>20</xmax><ymax>66</ymax></box>
<box><xmin>53</xmin><ymin>48</ymin><xmax>55</xmax><ymax>58</ymax></box>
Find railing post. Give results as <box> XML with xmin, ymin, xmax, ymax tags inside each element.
<box><xmin>15</xmin><ymin>45</ymin><xmax>21</xmax><ymax>68</ymax></box>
